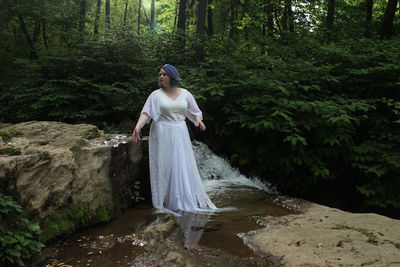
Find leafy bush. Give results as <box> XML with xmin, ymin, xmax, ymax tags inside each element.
<box><xmin>0</xmin><ymin>195</ymin><xmax>45</xmax><ymax>266</ymax></box>
<box><xmin>0</xmin><ymin>33</ymin><xmax>158</xmax><ymax>125</ymax></box>
<box><xmin>185</xmin><ymin>35</ymin><xmax>400</xmax><ymax>213</ymax></box>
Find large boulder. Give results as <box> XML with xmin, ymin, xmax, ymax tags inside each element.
<box><xmin>244</xmin><ymin>200</ymin><xmax>400</xmax><ymax>266</ymax></box>
<box><xmin>0</xmin><ymin>121</ymin><xmax>149</xmax><ymax>241</ymax></box>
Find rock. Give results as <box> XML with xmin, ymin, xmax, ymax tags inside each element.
<box><xmin>162</xmin><ymin>251</ymin><xmax>185</xmax><ymax>265</ymax></box>
<box><xmin>143</xmin><ymin>214</ymin><xmax>177</xmax><ymax>241</ymax></box>
<box><xmin>246</xmin><ymin>202</ymin><xmax>400</xmax><ymax>267</ymax></box>
<box><xmin>0</xmin><ymin>121</ymin><xmax>149</xmax><ymax>241</ymax></box>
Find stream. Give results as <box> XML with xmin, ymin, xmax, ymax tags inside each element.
<box><xmin>45</xmin><ymin>141</ymin><xmax>295</xmax><ymax>267</ymax></box>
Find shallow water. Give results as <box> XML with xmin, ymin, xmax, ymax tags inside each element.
<box><xmin>48</xmin><ymin>188</ymin><xmax>291</xmax><ymax>266</ymax></box>
<box><xmin>47</xmin><ymin>141</ymin><xmax>293</xmax><ymax>266</ymax></box>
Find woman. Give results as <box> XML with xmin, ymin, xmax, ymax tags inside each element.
<box><xmin>132</xmin><ymin>64</ymin><xmax>217</xmax><ymax>213</ymax></box>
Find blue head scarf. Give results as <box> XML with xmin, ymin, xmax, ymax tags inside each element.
<box><xmin>161</xmin><ymin>64</ymin><xmax>182</xmax><ymax>82</ymax></box>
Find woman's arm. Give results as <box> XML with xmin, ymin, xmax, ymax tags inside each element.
<box><xmin>132</xmin><ymin>113</ymin><xmax>150</xmax><ymax>142</ymax></box>
<box><xmin>194</xmin><ymin>115</ymin><xmax>206</xmax><ymax>131</ymax></box>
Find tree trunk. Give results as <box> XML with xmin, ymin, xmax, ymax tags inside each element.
<box><xmin>123</xmin><ymin>0</ymin><xmax>129</xmax><ymax>26</ymax></box>
<box><xmin>326</xmin><ymin>0</ymin><xmax>335</xmax><ymax>30</ymax></box>
<box><xmin>16</xmin><ymin>13</ymin><xmax>37</xmax><ymax>58</ymax></box>
<box><xmin>274</xmin><ymin>3</ymin><xmax>282</xmax><ymax>34</ymax></box>
<box><xmin>176</xmin><ymin>0</ymin><xmax>187</xmax><ymax>50</ymax></box>
<box><xmin>229</xmin><ymin>0</ymin><xmax>238</xmax><ymax>39</ymax></box>
<box><xmin>177</xmin><ymin>0</ymin><xmax>187</xmax><ymax>33</ymax></box>
<box><xmin>196</xmin><ymin>0</ymin><xmax>207</xmax><ymax>35</ymax></box>
<box><xmin>13</xmin><ymin>25</ymin><xmax>17</xmax><ymax>44</ymax></box>
<box><xmin>105</xmin><ymin>0</ymin><xmax>111</xmax><ymax>31</ymax></box>
<box><xmin>380</xmin><ymin>0</ymin><xmax>398</xmax><ymax>38</ymax></box>
<box><xmin>282</xmin><ymin>0</ymin><xmax>288</xmax><ymax>31</ymax></box>
<box><xmin>79</xmin><ymin>0</ymin><xmax>86</xmax><ymax>33</ymax></box>
<box><xmin>42</xmin><ymin>21</ymin><xmax>48</xmax><ymax>48</ymax></box>
<box><xmin>0</xmin><ymin>0</ymin><xmax>6</xmax><ymax>38</ymax></box>
<box><xmin>94</xmin><ymin>0</ymin><xmax>102</xmax><ymax>35</ymax></box>
<box><xmin>266</xmin><ymin>0</ymin><xmax>274</xmax><ymax>37</ymax></box>
<box><xmin>365</xmin><ymin>0</ymin><xmax>373</xmax><ymax>36</ymax></box>
<box><xmin>206</xmin><ymin>0</ymin><xmax>214</xmax><ymax>36</ymax></box>
<box><xmin>195</xmin><ymin>0</ymin><xmax>207</xmax><ymax>60</ymax></box>
<box><xmin>137</xmin><ymin>0</ymin><xmax>141</xmax><ymax>35</ymax></box>
<box><xmin>32</xmin><ymin>20</ymin><xmax>41</xmax><ymax>44</ymax></box>
<box><xmin>286</xmin><ymin>0</ymin><xmax>294</xmax><ymax>32</ymax></box>
<box><xmin>173</xmin><ymin>0</ymin><xmax>179</xmax><ymax>30</ymax></box>
<box><xmin>150</xmin><ymin>0</ymin><xmax>155</xmax><ymax>31</ymax></box>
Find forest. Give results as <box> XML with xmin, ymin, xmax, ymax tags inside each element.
<box><xmin>1</xmin><ymin>0</ymin><xmax>399</xmax><ymax>219</ymax></box>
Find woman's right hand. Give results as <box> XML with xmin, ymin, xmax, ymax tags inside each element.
<box><xmin>132</xmin><ymin>126</ymin><xmax>141</xmax><ymax>143</ymax></box>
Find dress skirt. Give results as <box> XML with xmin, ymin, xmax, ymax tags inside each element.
<box><xmin>149</xmin><ymin>119</ymin><xmax>217</xmax><ymax>212</ymax></box>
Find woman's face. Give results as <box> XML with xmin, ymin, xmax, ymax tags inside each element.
<box><xmin>159</xmin><ymin>69</ymin><xmax>170</xmax><ymax>88</ymax></box>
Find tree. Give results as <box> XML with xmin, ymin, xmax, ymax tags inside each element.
<box><xmin>138</xmin><ymin>0</ymin><xmax>141</xmax><ymax>35</ymax></box>
<box><xmin>105</xmin><ymin>0</ymin><xmax>111</xmax><ymax>31</ymax></box>
<box><xmin>326</xmin><ymin>0</ymin><xmax>336</xmax><ymax>30</ymax></box>
<box><xmin>94</xmin><ymin>0</ymin><xmax>102</xmax><ymax>35</ymax></box>
<box><xmin>284</xmin><ymin>0</ymin><xmax>294</xmax><ymax>32</ymax></box>
<box><xmin>150</xmin><ymin>0</ymin><xmax>155</xmax><ymax>31</ymax></box>
<box><xmin>0</xmin><ymin>0</ymin><xmax>6</xmax><ymax>38</ymax></box>
<box><xmin>229</xmin><ymin>0</ymin><xmax>238</xmax><ymax>39</ymax></box>
<box><xmin>123</xmin><ymin>0</ymin><xmax>129</xmax><ymax>26</ymax></box>
<box><xmin>196</xmin><ymin>0</ymin><xmax>207</xmax><ymax>35</ymax></box>
<box><xmin>177</xmin><ymin>0</ymin><xmax>187</xmax><ymax>32</ymax></box>
<box><xmin>365</xmin><ymin>0</ymin><xmax>373</xmax><ymax>36</ymax></box>
<box><xmin>206</xmin><ymin>0</ymin><xmax>214</xmax><ymax>36</ymax></box>
<box><xmin>266</xmin><ymin>0</ymin><xmax>274</xmax><ymax>37</ymax></box>
<box><xmin>195</xmin><ymin>0</ymin><xmax>207</xmax><ymax>59</ymax></box>
<box><xmin>78</xmin><ymin>0</ymin><xmax>87</xmax><ymax>33</ymax></box>
<box><xmin>16</xmin><ymin>12</ymin><xmax>38</xmax><ymax>58</ymax></box>
<box><xmin>380</xmin><ymin>0</ymin><xmax>399</xmax><ymax>38</ymax></box>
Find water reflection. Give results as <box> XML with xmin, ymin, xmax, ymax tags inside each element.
<box><xmin>174</xmin><ymin>211</ymin><xmax>212</xmax><ymax>248</ymax></box>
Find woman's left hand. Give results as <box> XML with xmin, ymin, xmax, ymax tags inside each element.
<box><xmin>197</xmin><ymin>121</ymin><xmax>206</xmax><ymax>131</ymax></box>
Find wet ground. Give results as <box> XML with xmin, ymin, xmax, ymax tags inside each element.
<box><xmin>45</xmin><ymin>187</ymin><xmax>293</xmax><ymax>267</ymax></box>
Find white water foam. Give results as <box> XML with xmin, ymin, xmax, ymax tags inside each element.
<box><xmin>192</xmin><ymin>141</ymin><xmax>276</xmax><ymax>194</ymax></box>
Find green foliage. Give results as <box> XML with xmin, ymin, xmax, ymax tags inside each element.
<box><xmin>0</xmin><ymin>195</ymin><xmax>45</xmax><ymax>266</ymax></box>
<box><xmin>0</xmin><ymin>195</ymin><xmax>23</xmax><ymax>214</ymax></box>
<box><xmin>0</xmin><ymin>33</ymin><xmax>158</xmax><ymax>125</ymax></box>
<box><xmin>131</xmin><ymin>181</ymin><xmax>145</xmax><ymax>203</ymax></box>
<box><xmin>185</xmin><ymin>35</ymin><xmax>400</xmax><ymax>211</ymax></box>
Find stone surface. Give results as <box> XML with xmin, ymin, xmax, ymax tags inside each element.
<box><xmin>0</xmin><ymin>121</ymin><xmax>148</xmax><ymax>219</ymax></box>
<box><xmin>245</xmin><ymin>201</ymin><xmax>400</xmax><ymax>267</ymax></box>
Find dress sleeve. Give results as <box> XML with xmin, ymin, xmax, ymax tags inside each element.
<box><xmin>185</xmin><ymin>89</ymin><xmax>203</xmax><ymax>126</ymax></box>
<box><xmin>141</xmin><ymin>90</ymin><xmax>160</xmax><ymax>123</ymax></box>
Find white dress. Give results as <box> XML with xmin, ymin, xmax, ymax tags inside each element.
<box><xmin>141</xmin><ymin>88</ymin><xmax>217</xmax><ymax>213</ymax></box>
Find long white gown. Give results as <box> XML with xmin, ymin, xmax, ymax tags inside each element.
<box><xmin>141</xmin><ymin>88</ymin><xmax>217</xmax><ymax>213</ymax></box>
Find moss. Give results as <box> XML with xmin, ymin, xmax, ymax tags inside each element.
<box><xmin>40</xmin><ymin>203</ymin><xmax>115</xmax><ymax>243</ymax></box>
<box><xmin>0</xmin><ymin>129</ymin><xmax>23</xmax><ymax>142</ymax></box>
<box><xmin>94</xmin><ymin>206</ymin><xmax>112</xmax><ymax>223</ymax></box>
<box><xmin>0</xmin><ymin>146</ymin><xmax>21</xmax><ymax>156</ymax></box>
<box><xmin>77</xmin><ymin>128</ymin><xmax>102</xmax><ymax>139</ymax></box>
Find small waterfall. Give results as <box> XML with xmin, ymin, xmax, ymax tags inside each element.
<box><xmin>192</xmin><ymin>141</ymin><xmax>276</xmax><ymax>194</ymax></box>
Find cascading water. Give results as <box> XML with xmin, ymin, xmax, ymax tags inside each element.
<box><xmin>192</xmin><ymin>141</ymin><xmax>276</xmax><ymax>194</ymax></box>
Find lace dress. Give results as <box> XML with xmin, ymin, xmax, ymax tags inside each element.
<box><xmin>141</xmin><ymin>88</ymin><xmax>217</xmax><ymax>213</ymax></box>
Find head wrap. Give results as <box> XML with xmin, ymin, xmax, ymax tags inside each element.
<box><xmin>161</xmin><ymin>64</ymin><xmax>182</xmax><ymax>81</ymax></box>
